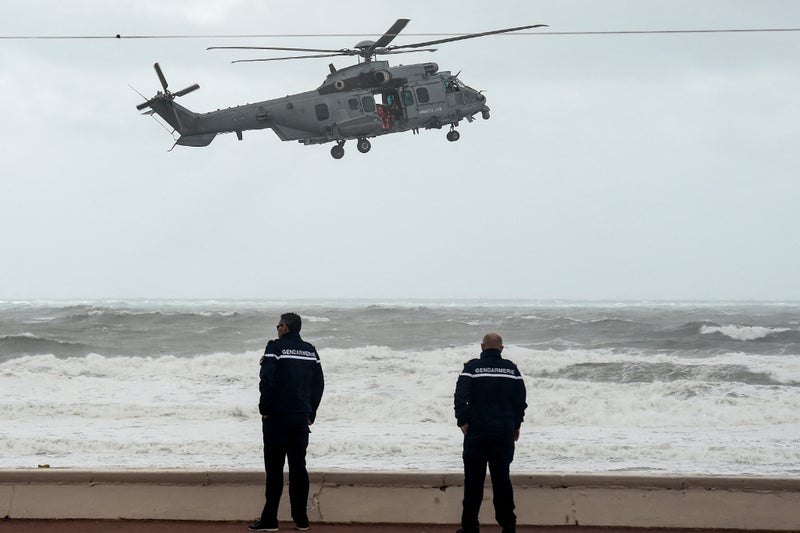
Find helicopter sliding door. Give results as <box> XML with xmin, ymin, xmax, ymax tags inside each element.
<box><xmin>404</xmin><ymin>82</ymin><xmax>446</xmax><ymax>127</ymax></box>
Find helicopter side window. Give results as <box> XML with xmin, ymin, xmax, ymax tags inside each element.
<box><xmin>416</xmin><ymin>87</ymin><xmax>430</xmax><ymax>104</ymax></box>
<box><xmin>348</xmin><ymin>98</ymin><xmax>360</xmax><ymax>111</ymax></box>
<box><xmin>361</xmin><ymin>96</ymin><xmax>376</xmax><ymax>113</ymax></box>
<box><xmin>315</xmin><ymin>103</ymin><xmax>329</xmax><ymax>121</ymax></box>
<box><xmin>402</xmin><ymin>90</ymin><xmax>414</xmax><ymax>106</ymax></box>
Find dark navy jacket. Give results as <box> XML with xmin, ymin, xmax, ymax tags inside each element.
<box><xmin>259</xmin><ymin>332</ymin><xmax>324</xmax><ymax>422</ymax></box>
<box><xmin>454</xmin><ymin>349</ymin><xmax>527</xmax><ymax>435</ymax></box>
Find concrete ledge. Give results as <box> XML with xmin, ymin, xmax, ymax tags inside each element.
<box><xmin>1</xmin><ymin>470</ymin><xmax>798</xmax><ymax>531</ymax></box>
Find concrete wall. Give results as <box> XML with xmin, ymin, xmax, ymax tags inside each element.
<box><xmin>1</xmin><ymin>470</ymin><xmax>799</xmax><ymax>531</ymax></box>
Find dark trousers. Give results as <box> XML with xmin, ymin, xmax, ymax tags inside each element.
<box><xmin>461</xmin><ymin>431</ymin><xmax>516</xmax><ymax>531</ymax></box>
<box><xmin>260</xmin><ymin>413</ymin><xmax>310</xmax><ymax>525</ymax></box>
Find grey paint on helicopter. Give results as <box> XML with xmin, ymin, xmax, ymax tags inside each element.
<box><xmin>1</xmin><ymin>0</ymin><xmax>799</xmax><ymax>301</ymax></box>
<box><xmin>135</xmin><ymin>19</ymin><xmax>533</xmax><ymax>156</ymax></box>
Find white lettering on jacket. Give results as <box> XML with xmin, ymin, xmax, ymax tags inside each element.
<box><xmin>461</xmin><ymin>367</ymin><xmax>521</xmax><ymax>379</ymax></box>
<box><xmin>264</xmin><ymin>349</ymin><xmax>319</xmax><ymax>362</ymax></box>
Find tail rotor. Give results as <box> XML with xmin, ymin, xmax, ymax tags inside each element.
<box><xmin>136</xmin><ymin>63</ymin><xmax>200</xmax><ymax>111</ymax></box>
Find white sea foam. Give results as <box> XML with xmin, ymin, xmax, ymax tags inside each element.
<box><xmin>513</xmin><ymin>346</ymin><xmax>800</xmax><ymax>384</ymax></box>
<box><xmin>304</xmin><ymin>315</ymin><xmax>330</xmax><ymax>323</ymax></box>
<box><xmin>700</xmin><ymin>324</ymin><xmax>792</xmax><ymax>341</ymax></box>
<box><xmin>2</xmin><ymin>346</ymin><xmax>800</xmax><ymax>473</ymax></box>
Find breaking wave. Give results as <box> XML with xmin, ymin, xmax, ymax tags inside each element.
<box><xmin>700</xmin><ymin>324</ymin><xmax>793</xmax><ymax>341</ymax></box>
<box><xmin>2</xmin><ymin>300</ymin><xmax>800</xmax><ymax>473</ymax></box>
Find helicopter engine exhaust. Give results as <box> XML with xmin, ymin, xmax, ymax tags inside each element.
<box><xmin>375</xmin><ymin>70</ymin><xmax>392</xmax><ymax>84</ymax></box>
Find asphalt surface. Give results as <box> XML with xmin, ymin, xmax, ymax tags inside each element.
<box><xmin>0</xmin><ymin>521</ymin><xmax>777</xmax><ymax>533</ymax></box>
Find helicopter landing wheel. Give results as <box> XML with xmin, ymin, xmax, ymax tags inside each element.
<box><xmin>331</xmin><ymin>143</ymin><xmax>345</xmax><ymax>159</ymax></box>
<box><xmin>357</xmin><ymin>138</ymin><xmax>371</xmax><ymax>154</ymax></box>
<box><xmin>446</xmin><ymin>130</ymin><xmax>461</xmax><ymax>142</ymax></box>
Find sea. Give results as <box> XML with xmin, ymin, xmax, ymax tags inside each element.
<box><xmin>1</xmin><ymin>299</ymin><xmax>799</xmax><ymax>476</ymax></box>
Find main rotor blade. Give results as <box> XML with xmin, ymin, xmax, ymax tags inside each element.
<box><xmin>154</xmin><ymin>62</ymin><xmax>169</xmax><ymax>91</ymax></box>
<box><xmin>232</xmin><ymin>52</ymin><xmax>352</xmax><ymax>63</ymax></box>
<box><xmin>208</xmin><ymin>45</ymin><xmax>346</xmax><ymax>53</ymax></box>
<box><xmin>386</xmin><ymin>23</ymin><xmax>548</xmax><ymax>51</ymax></box>
<box><xmin>371</xmin><ymin>18</ymin><xmax>410</xmax><ymax>49</ymax></box>
<box><xmin>173</xmin><ymin>83</ymin><xmax>200</xmax><ymax>97</ymax></box>
<box><xmin>363</xmin><ymin>18</ymin><xmax>410</xmax><ymax>59</ymax></box>
<box><xmin>378</xmin><ymin>48</ymin><xmax>437</xmax><ymax>56</ymax></box>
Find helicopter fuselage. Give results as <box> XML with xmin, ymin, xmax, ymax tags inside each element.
<box><xmin>148</xmin><ymin>61</ymin><xmax>490</xmax><ymax>155</ymax></box>
<box><xmin>137</xmin><ymin>19</ymin><xmax>546</xmax><ymax>157</ymax></box>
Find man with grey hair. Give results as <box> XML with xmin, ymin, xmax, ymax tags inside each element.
<box><xmin>454</xmin><ymin>332</ymin><xmax>527</xmax><ymax>533</ymax></box>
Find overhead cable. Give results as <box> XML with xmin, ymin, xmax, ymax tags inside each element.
<box><xmin>1</xmin><ymin>28</ymin><xmax>800</xmax><ymax>40</ymax></box>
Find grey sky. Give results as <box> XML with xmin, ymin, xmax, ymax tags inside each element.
<box><xmin>1</xmin><ymin>1</ymin><xmax>798</xmax><ymax>300</ymax></box>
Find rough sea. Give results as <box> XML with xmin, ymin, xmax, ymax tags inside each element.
<box><xmin>1</xmin><ymin>299</ymin><xmax>799</xmax><ymax>475</ymax></box>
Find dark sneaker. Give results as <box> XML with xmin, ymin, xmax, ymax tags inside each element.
<box><xmin>294</xmin><ymin>515</ymin><xmax>310</xmax><ymax>530</ymax></box>
<box><xmin>248</xmin><ymin>519</ymin><xmax>278</xmax><ymax>531</ymax></box>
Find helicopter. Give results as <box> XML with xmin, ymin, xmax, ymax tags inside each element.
<box><xmin>136</xmin><ymin>19</ymin><xmax>547</xmax><ymax>159</ymax></box>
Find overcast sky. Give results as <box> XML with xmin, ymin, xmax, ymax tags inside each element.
<box><xmin>1</xmin><ymin>1</ymin><xmax>798</xmax><ymax>301</ymax></box>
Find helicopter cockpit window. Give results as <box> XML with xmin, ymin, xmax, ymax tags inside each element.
<box><xmin>361</xmin><ymin>96</ymin><xmax>376</xmax><ymax>113</ymax></box>
<box><xmin>348</xmin><ymin>98</ymin><xmax>360</xmax><ymax>111</ymax></box>
<box><xmin>416</xmin><ymin>87</ymin><xmax>430</xmax><ymax>104</ymax></box>
<box><xmin>444</xmin><ymin>79</ymin><xmax>461</xmax><ymax>93</ymax></box>
<box><xmin>315</xmin><ymin>103</ymin><xmax>329</xmax><ymax>121</ymax></box>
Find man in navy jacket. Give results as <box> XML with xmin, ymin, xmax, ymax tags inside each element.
<box><xmin>251</xmin><ymin>313</ymin><xmax>324</xmax><ymax>532</ymax></box>
<box><xmin>454</xmin><ymin>332</ymin><xmax>527</xmax><ymax>533</ymax></box>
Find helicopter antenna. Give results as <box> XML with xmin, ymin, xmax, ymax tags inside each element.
<box><xmin>153</xmin><ymin>114</ymin><xmax>178</xmax><ymax>138</ymax></box>
<box><xmin>127</xmin><ymin>83</ymin><xmax>148</xmax><ymax>101</ymax></box>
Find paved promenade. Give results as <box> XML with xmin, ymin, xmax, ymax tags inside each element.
<box><xmin>0</xmin><ymin>521</ymin><xmax>779</xmax><ymax>532</ymax></box>
<box><xmin>3</xmin><ymin>470</ymin><xmax>796</xmax><ymax>531</ymax></box>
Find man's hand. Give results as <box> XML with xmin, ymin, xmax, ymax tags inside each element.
<box><xmin>460</xmin><ymin>424</ymin><xmax>469</xmax><ymax>436</ymax></box>
<box><xmin>514</xmin><ymin>429</ymin><xmax>520</xmax><ymax>442</ymax></box>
